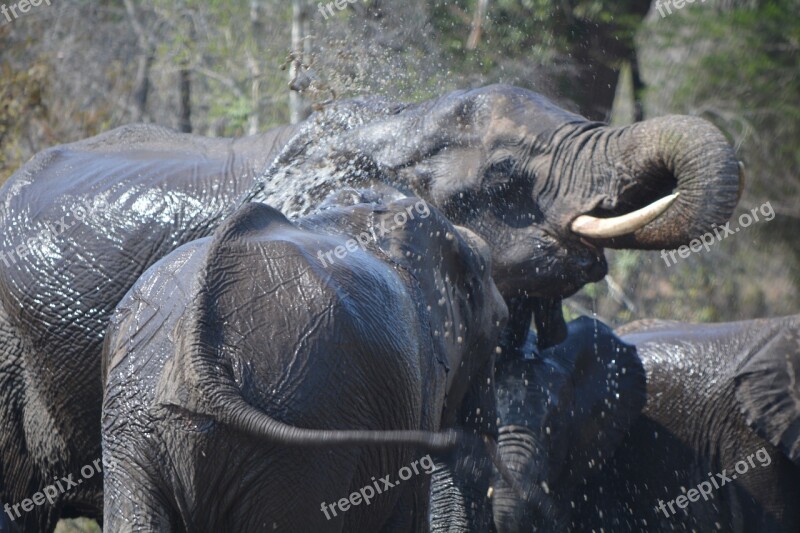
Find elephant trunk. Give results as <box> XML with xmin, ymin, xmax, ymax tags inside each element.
<box><xmin>573</xmin><ymin>115</ymin><xmax>742</xmax><ymax>249</ymax></box>
<box><xmin>493</xmin><ymin>425</ymin><xmax>566</xmax><ymax>532</ymax></box>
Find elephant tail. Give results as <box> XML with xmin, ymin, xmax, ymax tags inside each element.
<box><xmin>212</xmin><ymin>392</ymin><xmax>459</xmax><ymax>451</ymax></box>
<box><xmin>169</xmin><ymin>317</ymin><xmax>459</xmax><ymax>451</ymax></box>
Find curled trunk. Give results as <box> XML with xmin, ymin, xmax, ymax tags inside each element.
<box><xmin>574</xmin><ymin>115</ymin><xmax>742</xmax><ymax>249</ymax></box>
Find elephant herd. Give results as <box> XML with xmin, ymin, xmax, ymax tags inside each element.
<box><xmin>0</xmin><ymin>84</ymin><xmax>796</xmax><ymax>532</ymax></box>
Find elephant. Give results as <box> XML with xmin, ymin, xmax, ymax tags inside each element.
<box><xmin>491</xmin><ymin>317</ymin><xmax>647</xmax><ymax>531</ymax></box>
<box><xmin>492</xmin><ymin>314</ymin><xmax>800</xmax><ymax>532</ymax></box>
<box><xmin>0</xmin><ymin>84</ymin><xmax>741</xmax><ymax>529</ymax></box>
<box><xmin>100</xmin><ymin>197</ymin><xmax>507</xmax><ymax>532</ymax></box>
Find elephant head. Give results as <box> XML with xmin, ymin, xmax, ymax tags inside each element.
<box><xmin>492</xmin><ymin>317</ymin><xmax>647</xmax><ymax>531</ymax></box>
<box><xmin>250</xmin><ymin>85</ymin><xmax>741</xmax><ymax>320</ymax></box>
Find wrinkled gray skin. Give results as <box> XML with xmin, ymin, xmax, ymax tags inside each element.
<box><xmin>102</xmin><ymin>198</ymin><xmax>507</xmax><ymax>532</ymax></box>
<box><xmin>494</xmin><ymin>315</ymin><xmax>800</xmax><ymax>532</ymax></box>
<box><xmin>0</xmin><ymin>85</ymin><xmax>740</xmax><ymax>530</ymax></box>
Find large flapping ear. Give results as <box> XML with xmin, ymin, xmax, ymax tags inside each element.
<box><xmin>542</xmin><ymin>317</ymin><xmax>646</xmax><ymax>489</ymax></box>
<box><xmin>155</xmin><ymin>202</ymin><xmax>296</xmax><ymax>417</ymax></box>
<box><xmin>734</xmin><ymin>316</ymin><xmax>800</xmax><ymax>466</ymax></box>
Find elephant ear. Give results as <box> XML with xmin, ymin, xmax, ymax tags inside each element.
<box><xmin>154</xmin><ymin>203</ymin><xmax>297</xmax><ymax>417</ymax></box>
<box><xmin>544</xmin><ymin>317</ymin><xmax>647</xmax><ymax>489</ymax></box>
<box><xmin>734</xmin><ymin>318</ymin><xmax>800</xmax><ymax>466</ymax></box>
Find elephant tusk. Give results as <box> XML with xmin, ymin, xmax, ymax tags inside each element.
<box><xmin>571</xmin><ymin>193</ymin><xmax>680</xmax><ymax>239</ymax></box>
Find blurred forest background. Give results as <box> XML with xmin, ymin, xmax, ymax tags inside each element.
<box><xmin>1</xmin><ymin>0</ymin><xmax>798</xmax><ymax>330</ymax></box>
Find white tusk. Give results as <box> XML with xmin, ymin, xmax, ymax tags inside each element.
<box><xmin>571</xmin><ymin>193</ymin><xmax>680</xmax><ymax>239</ymax></box>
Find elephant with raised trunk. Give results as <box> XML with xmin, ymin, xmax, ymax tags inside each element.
<box><xmin>101</xmin><ymin>198</ymin><xmax>507</xmax><ymax>532</ymax></box>
<box><xmin>493</xmin><ymin>314</ymin><xmax>800</xmax><ymax>532</ymax></box>
<box><xmin>0</xmin><ymin>84</ymin><xmax>740</xmax><ymax>529</ymax></box>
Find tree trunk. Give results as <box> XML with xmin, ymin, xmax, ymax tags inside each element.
<box><xmin>179</xmin><ymin>66</ymin><xmax>191</xmax><ymax>133</ymax></box>
<box><xmin>122</xmin><ymin>0</ymin><xmax>153</xmax><ymax>122</ymax></box>
<box><xmin>466</xmin><ymin>0</ymin><xmax>489</xmax><ymax>50</ymax></box>
<box><xmin>248</xmin><ymin>0</ymin><xmax>263</xmax><ymax>135</ymax></box>
<box><xmin>289</xmin><ymin>0</ymin><xmax>309</xmax><ymax>124</ymax></box>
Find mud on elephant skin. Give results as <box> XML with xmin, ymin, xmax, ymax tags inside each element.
<box><xmin>101</xmin><ymin>198</ymin><xmax>507</xmax><ymax>532</ymax></box>
<box><xmin>0</xmin><ymin>84</ymin><xmax>741</xmax><ymax>529</ymax></box>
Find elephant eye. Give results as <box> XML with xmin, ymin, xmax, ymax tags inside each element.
<box><xmin>483</xmin><ymin>158</ymin><xmax>516</xmax><ymax>188</ymax></box>
<box><xmin>487</xmin><ymin>180</ymin><xmax>541</xmax><ymax>227</ymax></box>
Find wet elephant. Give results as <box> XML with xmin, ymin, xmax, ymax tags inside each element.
<box><xmin>101</xmin><ymin>198</ymin><xmax>506</xmax><ymax>531</ymax></box>
<box><xmin>0</xmin><ymin>84</ymin><xmax>741</xmax><ymax>529</ymax></box>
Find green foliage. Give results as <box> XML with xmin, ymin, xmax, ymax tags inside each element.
<box><xmin>678</xmin><ymin>0</ymin><xmax>800</xmax><ymax>185</ymax></box>
<box><xmin>54</xmin><ymin>518</ymin><xmax>101</xmax><ymax>533</ymax></box>
<box><xmin>430</xmin><ymin>0</ymin><xmax>643</xmax><ymax>67</ymax></box>
<box><xmin>0</xmin><ymin>60</ymin><xmax>50</xmax><ymax>182</ymax></box>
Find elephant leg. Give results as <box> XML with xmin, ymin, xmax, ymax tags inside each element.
<box><xmin>103</xmin><ymin>450</ymin><xmax>176</xmax><ymax>533</ymax></box>
<box><xmin>0</xmin><ymin>300</ymin><xmax>61</xmax><ymax>533</ymax></box>
<box><xmin>496</xmin><ymin>297</ymin><xmax>566</xmax><ymax>362</ymax></box>
<box><xmin>498</xmin><ymin>297</ymin><xmax>535</xmax><ymax>360</ymax></box>
<box><xmin>531</xmin><ymin>298</ymin><xmax>566</xmax><ymax>350</ymax></box>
